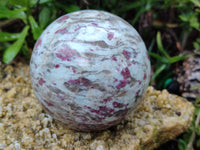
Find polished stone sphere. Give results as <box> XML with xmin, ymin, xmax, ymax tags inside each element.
<box><xmin>30</xmin><ymin>10</ymin><xmax>151</xmax><ymax>131</ymax></box>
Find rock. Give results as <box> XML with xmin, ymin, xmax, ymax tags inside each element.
<box><xmin>176</xmin><ymin>55</ymin><xmax>200</xmax><ymax>100</ymax></box>
<box><xmin>6</xmin><ymin>87</ymin><xmax>16</xmax><ymax>98</ymax></box>
<box><xmin>30</xmin><ymin>10</ymin><xmax>151</xmax><ymax>131</ymax></box>
<box><xmin>110</xmin><ymin>134</ymin><xmax>140</xmax><ymax>150</ymax></box>
<box><xmin>90</xmin><ymin>140</ymin><xmax>109</xmax><ymax>150</ymax></box>
<box><xmin>0</xmin><ymin>62</ymin><xmax>194</xmax><ymax>150</ymax></box>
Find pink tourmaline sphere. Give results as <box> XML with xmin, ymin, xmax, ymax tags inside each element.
<box><xmin>30</xmin><ymin>10</ymin><xmax>151</xmax><ymax>131</ymax></box>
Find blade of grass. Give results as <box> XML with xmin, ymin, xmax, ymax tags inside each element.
<box><xmin>186</xmin><ymin>109</ymin><xmax>200</xmax><ymax>150</ymax></box>
<box><xmin>156</xmin><ymin>31</ymin><xmax>170</xmax><ymax>59</ymax></box>
<box><xmin>150</xmin><ymin>64</ymin><xmax>167</xmax><ymax>84</ymax></box>
<box><xmin>148</xmin><ymin>39</ymin><xmax>155</xmax><ymax>52</ymax></box>
<box><xmin>122</xmin><ymin>1</ymin><xmax>144</xmax><ymax>11</ymax></box>
<box><xmin>148</xmin><ymin>52</ymin><xmax>170</xmax><ymax>63</ymax></box>
<box><xmin>169</xmin><ymin>54</ymin><xmax>193</xmax><ymax>64</ymax></box>
<box><xmin>3</xmin><ymin>26</ymin><xmax>29</xmax><ymax>64</ymax></box>
<box><xmin>131</xmin><ymin>8</ymin><xmax>146</xmax><ymax>25</ymax></box>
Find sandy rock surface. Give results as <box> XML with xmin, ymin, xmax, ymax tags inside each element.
<box><xmin>0</xmin><ymin>62</ymin><xmax>194</xmax><ymax>150</ymax></box>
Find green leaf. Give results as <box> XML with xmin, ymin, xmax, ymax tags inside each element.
<box><xmin>197</xmin><ymin>138</ymin><xmax>200</xmax><ymax>147</ymax></box>
<box><xmin>168</xmin><ymin>54</ymin><xmax>192</xmax><ymax>64</ymax></box>
<box><xmin>179</xmin><ymin>14</ymin><xmax>189</xmax><ymax>22</ymax></box>
<box><xmin>156</xmin><ymin>31</ymin><xmax>170</xmax><ymax>59</ymax></box>
<box><xmin>0</xmin><ymin>6</ymin><xmax>26</xmax><ymax>20</ymax></box>
<box><xmin>193</xmin><ymin>38</ymin><xmax>200</xmax><ymax>50</ymax></box>
<box><xmin>179</xmin><ymin>12</ymin><xmax>200</xmax><ymax>31</ymax></box>
<box><xmin>148</xmin><ymin>52</ymin><xmax>163</xmax><ymax>59</ymax></box>
<box><xmin>64</xmin><ymin>5</ymin><xmax>80</xmax><ymax>13</ymax></box>
<box><xmin>30</xmin><ymin>0</ymin><xmax>52</xmax><ymax>6</ymax></box>
<box><xmin>0</xmin><ymin>0</ymin><xmax>9</xmax><ymax>6</ymax></box>
<box><xmin>3</xmin><ymin>26</ymin><xmax>29</xmax><ymax>64</ymax></box>
<box><xmin>148</xmin><ymin>39</ymin><xmax>155</xmax><ymax>52</ymax></box>
<box><xmin>196</xmin><ymin>126</ymin><xmax>200</xmax><ymax>135</ymax></box>
<box><xmin>28</xmin><ymin>15</ymin><xmax>43</xmax><ymax>40</ymax></box>
<box><xmin>131</xmin><ymin>8</ymin><xmax>146</xmax><ymax>25</ymax></box>
<box><xmin>148</xmin><ymin>52</ymin><xmax>169</xmax><ymax>63</ymax></box>
<box><xmin>191</xmin><ymin>0</ymin><xmax>200</xmax><ymax>8</ymax></box>
<box><xmin>0</xmin><ymin>43</ymin><xmax>11</xmax><ymax>51</ymax></box>
<box><xmin>178</xmin><ymin>139</ymin><xmax>187</xmax><ymax>150</ymax></box>
<box><xmin>122</xmin><ymin>1</ymin><xmax>144</xmax><ymax>11</ymax></box>
<box><xmin>193</xmin><ymin>41</ymin><xmax>200</xmax><ymax>50</ymax></box>
<box><xmin>54</xmin><ymin>2</ymin><xmax>80</xmax><ymax>13</ymax></box>
<box><xmin>21</xmin><ymin>41</ymin><xmax>30</xmax><ymax>59</ymax></box>
<box><xmin>196</xmin><ymin>8</ymin><xmax>200</xmax><ymax>13</ymax></box>
<box><xmin>39</xmin><ymin>7</ymin><xmax>51</xmax><ymax>29</ymax></box>
<box><xmin>8</xmin><ymin>0</ymin><xmax>28</xmax><ymax>7</ymax></box>
<box><xmin>189</xmin><ymin>15</ymin><xmax>200</xmax><ymax>30</ymax></box>
<box><xmin>150</xmin><ymin>64</ymin><xmax>167</xmax><ymax>84</ymax></box>
<box><xmin>195</xmin><ymin>107</ymin><xmax>200</xmax><ymax>116</ymax></box>
<box><xmin>195</xmin><ymin>97</ymin><xmax>200</xmax><ymax>105</ymax></box>
<box><xmin>0</xmin><ymin>32</ymin><xmax>21</xmax><ymax>42</ymax></box>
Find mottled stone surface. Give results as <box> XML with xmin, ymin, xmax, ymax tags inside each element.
<box><xmin>0</xmin><ymin>62</ymin><xmax>194</xmax><ymax>150</ymax></box>
<box><xmin>30</xmin><ymin>10</ymin><xmax>151</xmax><ymax>131</ymax></box>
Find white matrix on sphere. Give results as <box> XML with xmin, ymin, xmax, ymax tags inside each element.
<box><xmin>30</xmin><ymin>10</ymin><xmax>151</xmax><ymax>131</ymax></box>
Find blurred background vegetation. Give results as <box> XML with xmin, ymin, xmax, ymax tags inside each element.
<box><xmin>0</xmin><ymin>0</ymin><xmax>199</xmax><ymax>150</ymax></box>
